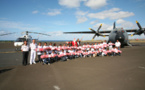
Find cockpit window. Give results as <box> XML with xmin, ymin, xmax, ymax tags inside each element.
<box><xmin>16</xmin><ymin>38</ymin><xmax>26</xmax><ymax>42</ymax></box>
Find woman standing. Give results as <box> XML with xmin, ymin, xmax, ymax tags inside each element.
<box><xmin>76</xmin><ymin>37</ymin><xmax>83</xmax><ymax>46</ymax></box>
<box><xmin>21</xmin><ymin>41</ymin><xmax>29</xmax><ymax>66</ymax></box>
<box><xmin>37</xmin><ymin>42</ymin><xmax>43</xmax><ymax>63</ymax></box>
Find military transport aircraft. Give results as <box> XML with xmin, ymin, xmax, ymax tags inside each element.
<box><xmin>64</xmin><ymin>21</ymin><xmax>145</xmax><ymax>47</ymax></box>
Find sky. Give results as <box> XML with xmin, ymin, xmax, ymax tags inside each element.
<box><xmin>0</xmin><ymin>0</ymin><xmax>145</xmax><ymax>40</ymax></box>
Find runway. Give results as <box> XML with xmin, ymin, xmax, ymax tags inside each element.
<box><xmin>0</xmin><ymin>42</ymin><xmax>145</xmax><ymax>90</ymax></box>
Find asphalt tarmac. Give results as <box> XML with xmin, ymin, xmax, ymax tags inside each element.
<box><xmin>0</xmin><ymin>42</ymin><xmax>145</xmax><ymax>90</ymax></box>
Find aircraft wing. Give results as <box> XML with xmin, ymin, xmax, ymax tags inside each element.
<box><xmin>103</xmin><ymin>35</ymin><xmax>109</xmax><ymax>36</ymax></box>
<box><xmin>63</xmin><ymin>30</ymin><xmax>111</xmax><ymax>34</ymax></box>
<box><xmin>99</xmin><ymin>30</ymin><xmax>111</xmax><ymax>33</ymax></box>
<box><xmin>126</xmin><ymin>29</ymin><xmax>138</xmax><ymax>32</ymax></box>
<box><xmin>63</xmin><ymin>31</ymin><xmax>95</xmax><ymax>34</ymax></box>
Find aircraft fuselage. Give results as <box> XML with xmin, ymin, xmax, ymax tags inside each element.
<box><xmin>108</xmin><ymin>28</ymin><xmax>129</xmax><ymax>47</ymax></box>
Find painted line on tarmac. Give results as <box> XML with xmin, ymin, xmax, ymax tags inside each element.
<box><xmin>0</xmin><ymin>51</ymin><xmax>21</xmax><ymax>53</ymax></box>
<box><xmin>53</xmin><ymin>85</ymin><xmax>60</xmax><ymax>90</ymax></box>
<box><xmin>138</xmin><ymin>66</ymin><xmax>145</xmax><ymax>70</ymax></box>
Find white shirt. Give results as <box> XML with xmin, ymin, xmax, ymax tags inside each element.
<box><xmin>21</xmin><ymin>44</ymin><xmax>29</xmax><ymax>52</ymax></box>
<box><xmin>68</xmin><ymin>50</ymin><xmax>74</xmax><ymax>53</ymax></box>
<box><xmin>108</xmin><ymin>42</ymin><xmax>113</xmax><ymax>49</ymax></box>
<box><xmin>103</xmin><ymin>42</ymin><xmax>107</xmax><ymax>45</ymax></box>
<box><xmin>43</xmin><ymin>45</ymin><xmax>49</xmax><ymax>54</ymax></box>
<box><xmin>37</xmin><ymin>45</ymin><xmax>43</xmax><ymax>55</ymax></box>
<box><xmin>115</xmin><ymin>42</ymin><xmax>121</xmax><ymax>47</ymax></box>
<box><xmin>43</xmin><ymin>45</ymin><xmax>49</xmax><ymax>49</ymax></box>
<box><xmin>49</xmin><ymin>45</ymin><xmax>52</xmax><ymax>48</ymax></box>
<box><xmin>30</xmin><ymin>43</ymin><xmax>37</xmax><ymax>50</ymax></box>
<box><xmin>59</xmin><ymin>51</ymin><xmax>66</xmax><ymax>55</ymax></box>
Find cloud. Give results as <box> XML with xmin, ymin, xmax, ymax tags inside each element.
<box><xmin>48</xmin><ymin>31</ymin><xmax>63</xmax><ymax>36</ymax></box>
<box><xmin>116</xmin><ymin>19</ymin><xmax>136</xmax><ymax>29</ymax></box>
<box><xmin>84</xmin><ymin>0</ymin><xmax>107</xmax><ymax>9</ymax></box>
<box><xmin>46</xmin><ymin>9</ymin><xmax>61</xmax><ymax>16</ymax></box>
<box><xmin>93</xmin><ymin>23</ymin><xmax>113</xmax><ymax>30</ymax></box>
<box><xmin>88</xmin><ymin>8</ymin><xmax>134</xmax><ymax>20</ymax></box>
<box><xmin>0</xmin><ymin>21</ymin><xmax>41</xmax><ymax>31</ymax></box>
<box><xmin>75</xmin><ymin>8</ymin><xmax>134</xmax><ymax>24</ymax></box>
<box><xmin>75</xmin><ymin>10</ymin><xmax>88</xmax><ymax>16</ymax></box>
<box><xmin>76</xmin><ymin>16</ymin><xmax>88</xmax><ymax>23</ymax></box>
<box><xmin>92</xmin><ymin>19</ymin><xmax>136</xmax><ymax>31</ymax></box>
<box><xmin>32</xmin><ymin>10</ymin><xmax>39</xmax><ymax>14</ymax></box>
<box><xmin>58</xmin><ymin>0</ymin><xmax>81</xmax><ymax>8</ymax></box>
<box><xmin>90</xmin><ymin>20</ymin><xmax>98</xmax><ymax>25</ymax></box>
<box><xmin>75</xmin><ymin>10</ymin><xmax>88</xmax><ymax>23</ymax></box>
<box><xmin>0</xmin><ymin>30</ymin><xmax>7</xmax><ymax>35</ymax></box>
<box><xmin>58</xmin><ymin>0</ymin><xmax>107</xmax><ymax>9</ymax></box>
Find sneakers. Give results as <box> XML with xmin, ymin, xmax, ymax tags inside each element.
<box><xmin>33</xmin><ymin>62</ymin><xmax>36</xmax><ymax>64</ymax></box>
<box><xmin>48</xmin><ymin>63</ymin><xmax>50</xmax><ymax>65</ymax></box>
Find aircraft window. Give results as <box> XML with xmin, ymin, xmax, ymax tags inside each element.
<box><xmin>16</xmin><ymin>38</ymin><xmax>26</xmax><ymax>42</ymax></box>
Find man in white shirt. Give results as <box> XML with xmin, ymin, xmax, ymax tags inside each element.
<box><xmin>115</xmin><ymin>40</ymin><xmax>121</xmax><ymax>50</ymax></box>
<box><xmin>30</xmin><ymin>39</ymin><xmax>37</xmax><ymax>65</ymax></box>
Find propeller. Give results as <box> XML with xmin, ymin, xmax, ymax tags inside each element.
<box><xmin>21</xmin><ymin>31</ymin><xmax>50</xmax><ymax>36</ymax></box>
<box><xmin>89</xmin><ymin>24</ymin><xmax>106</xmax><ymax>40</ymax></box>
<box><xmin>131</xmin><ymin>21</ymin><xmax>145</xmax><ymax>36</ymax></box>
<box><xmin>0</xmin><ymin>32</ymin><xmax>15</xmax><ymax>36</ymax></box>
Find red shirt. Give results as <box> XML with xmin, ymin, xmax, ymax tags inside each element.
<box><xmin>71</xmin><ymin>41</ymin><xmax>78</xmax><ymax>46</ymax></box>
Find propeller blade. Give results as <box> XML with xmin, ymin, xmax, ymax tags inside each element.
<box><xmin>0</xmin><ymin>32</ymin><xmax>15</xmax><ymax>36</ymax></box>
<box><xmin>92</xmin><ymin>34</ymin><xmax>97</xmax><ymax>40</ymax></box>
<box><xmin>136</xmin><ymin>21</ymin><xmax>142</xmax><ymax>29</ymax></box>
<box><xmin>99</xmin><ymin>34</ymin><xmax>106</xmax><ymax>37</ymax></box>
<box><xmin>28</xmin><ymin>31</ymin><xmax>50</xmax><ymax>36</ymax></box>
<box><xmin>113</xmin><ymin>22</ymin><xmax>116</xmax><ymax>29</ymax></box>
<box><xmin>97</xmin><ymin>24</ymin><xmax>102</xmax><ymax>32</ymax></box>
<box><xmin>89</xmin><ymin>28</ymin><xmax>96</xmax><ymax>32</ymax></box>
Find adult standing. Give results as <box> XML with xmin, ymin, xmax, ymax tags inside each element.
<box><xmin>37</xmin><ymin>42</ymin><xmax>43</xmax><ymax>63</ymax></box>
<box><xmin>66</xmin><ymin>41</ymin><xmax>72</xmax><ymax>46</ymax></box>
<box><xmin>30</xmin><ymin>39</ymin><xmax>37</xmax><ymax>65</ymax></box>
<box><xmin>71</xmin><ymin>38</ymin><xmax>78</xmax><ymax>46</ymax></box>
<box><xmin>76</xmin><ymin>39</ymin><xmax>81</xmax><ymax>46</ymax></box>
<box><xmin>21</xmin><ymin>41</ymin><xmax>29</xmax><ymax>66</ymax></box>
<box><xmin>115</xmin><ymin>40</ymin><xmax>121</xmax><ymax>50</ymax></box>
<box><xmin>76</xmin><ymin>37</ymin><xmax>83</xmax><ymax>46</ymax></box>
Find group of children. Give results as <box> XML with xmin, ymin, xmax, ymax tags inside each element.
<box><xmin>35</xmin><ymin>41</ymin><xmax>122</xmax><ymax>65</ymax></box>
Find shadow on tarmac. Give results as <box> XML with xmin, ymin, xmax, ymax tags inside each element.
<box><xmin>0</xmin><ymin>68</ymin><xmax>13</xmax><ymax>74</ymax></box>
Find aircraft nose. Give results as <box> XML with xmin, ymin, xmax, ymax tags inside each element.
<box><xmin>115</xmin><ymin>34</ymin><xmax>125</xmax><ymax>43</ymax></box>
